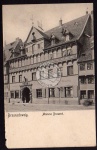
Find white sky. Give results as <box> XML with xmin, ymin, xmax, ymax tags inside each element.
<box><xmin>2</xmin><ymin>3</ymin><xmax>93</xmax><ymax>46</ymax></box>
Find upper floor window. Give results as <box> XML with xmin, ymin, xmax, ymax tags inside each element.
<box><xmin>53</xmin><ymin>51</ymin><xmax>57</xmax><ymax>58</ymax></box>
<box><xmin>40</xmin><ymin>71</ymin><xmax>44</xmax><ymax>79</ymax></box>
<box><xmin>88</xmin><ymin>76</ymin><xmax>94</xmax><ymax>84</ymax></box>
<box><xmin>19</xmin><ymin>75</ymin><xmax>22</xmax><ymax>82</ymax></box>
<box><xmin>67</xmin><ymin>48</ymin><xmax>72</xmax><ymax>56</ymax></box>
<box><xmin>80</xmin><ymin>77</ymin><xmax>86</xmax><ymax>84</ymax></box>
<box><xmin>87</xmin><ymin>62</ymin><xmax>93</xmax><ymax>70</ymax></box>
<box><xmin>58</xmin><ymin>67</ymin><xmax>63</xmax><ymax>77</ymax></box>
<box><xmin>49</xmin><ymin>52</ymin><xmax>53</xmax><ymax>59</ymax></box>
<box><xmin>32</xmin><ymin>72</ymin><xmax>36</xmax><ymax>81</ymax></box>
<box><xmin>80</xmin><ymin>63</ymin><xmax>85</xmax><ymax>71</ymax></box>
<box><xmin>67</xmin><ymin>66</ymin><xmax>73</xmax><ymax>75</ymax></box>
<box><xmin>34</xmin><ymin>56</ymin><xmax>36</xmax><ymax>63</ymax></box>
<box><xmin>12</xmin><ymin>76</ymin><xmax>15</xmax><ymax>83</ymax></box>
<box><xmin>48</xmin><ymin>69</ymin><xmax>53</xmax><ymax>78</ymax></box>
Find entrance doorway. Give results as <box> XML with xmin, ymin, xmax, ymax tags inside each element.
<box><xmin>22</xmin><ymin>87</ymin><xmax>30</xmax><ymax>103</ymax></box>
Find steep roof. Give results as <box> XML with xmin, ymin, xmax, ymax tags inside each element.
<box><xmin>3</xmin><ymin>39</ymin><xmax>23</xmax><ymax>62</ymax></box>
<box><xmin>44</xmin><ymin>14</ymin><xmax>90</xmax><ymax>49</ymax></box>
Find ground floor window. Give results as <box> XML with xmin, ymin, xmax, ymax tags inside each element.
<box><xmin>65</xmin><ymin>87</ymin><xmax>73</xmax><ymax>97</ymax></box>
<box><xmin>15</xmin><ymin>90</ymin><xmax>19</xmax><ymax>98</ymax></box>
<box><xmin>80</xmin><ymin>90</ymin><xmax>86</xmax><ymax>99</ymax></box>
<box><xmin>49</xmin><ymin>88</ymin><xmax>55</xmax><ymax>97</ymax></box>
<box><xmin>36</xmin><ymin>89</ymin><xmax>42</xmax><ymax>98</ymax></box>
<box><xmin>11</xmin><ymin>91</ymin><xmax>14</xmax><ymax>98</ymax></box>
<box><xmin>88</xmin><ymin>90</ymin><xmax>94</xmax><ymax>99</ymax></box>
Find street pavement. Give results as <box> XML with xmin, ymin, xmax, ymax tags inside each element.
<box><xmin>5</xmin><ymin>103</ymin><xmax>95</xmax><ymax>112</ymax></box>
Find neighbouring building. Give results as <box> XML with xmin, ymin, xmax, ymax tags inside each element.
<box><xmin>4</xmin><ymin>10</ymin><xmax>94</xmax><ymax>104</ymax></box>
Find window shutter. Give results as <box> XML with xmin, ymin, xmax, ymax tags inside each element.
<box><xmin>42</xmin><ymin>88</ymin><xmax>46</xmax><ymax>98</ymax></box>
<box><xmin>73</xmin><ymin>86</ymin><xmax>78</xmax><ymax>97</ymax></box>
<box><xmin>55</xmin><ymin>87</ymin><xmax>59</xmax><ymax>98</ymax></box>
<box><xmin>32</xmin><ymin>89</ymin><xmax>36</xmax><ymax>98</ymax></box>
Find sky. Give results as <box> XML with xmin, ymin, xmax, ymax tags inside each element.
<box><xmin>2</xmin><ymin>3</ymin><xmax>93</xmax><ymax>46</ymax></box>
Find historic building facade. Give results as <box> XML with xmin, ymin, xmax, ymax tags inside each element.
<box><xmin>4</xmin><ymin>11</ymin><xmax>94</xmax><ymax>104</ymax></box>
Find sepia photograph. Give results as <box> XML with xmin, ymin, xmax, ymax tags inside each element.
<box><xmin>3</xmin><ymin>3</ymin><xmax>96</xmax><ymax>148</ymax></box>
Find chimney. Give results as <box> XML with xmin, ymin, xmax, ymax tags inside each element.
<box><xmin>59</xmin><ymin>18</ymin><xmax>62</xmax><ymax>27</ymax></box>
<box><xmin>16</xmin><ymin>37</ymin><xmax>20</xmax><ymax>43</ymax></box>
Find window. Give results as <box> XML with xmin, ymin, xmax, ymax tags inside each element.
<box><xmin>12</xmin><ymin>76</ymin><xmax>15</xmax><ymax>83</ymax></box>
<box><xmin>62</xmin><ymin>50</ymin><xmax>67</xmax><ymax>56</ymax></box>
<box><xmin>40</xmin><ymin>71</ymin><xmax>44</xmax><ymax>79</ymax></box>
<box><xmin>87</xmin><ymin>62</ymin><xmax>93</xmax><ymax>70</ymax></box>
<box><xmin>34</xmin><ymin>56</ymin><xmax>36</xmax><ymax>63</ymax></box>
<box><xmin>48</xmin><ymin>69</ymin><xmax>53</xmax><ymax>78</ymax></box>
<box><xmin>19</xmin><ymin>75</ymin><xmax>22</xmax><ymax>82</ymax></box>
<box><xmin>80</xmin><ymin>91</ymin><xmax>86</xmax><ymax>99</ymax></box>
<box><xmin>65</xmin><ymin>87</ymin><xmax>73</xmax><ymax>97</ymax></box>
<box><xmin>88</xmin><ymin>90</ymin><xmax>94</xmax><ymax>99</ymax></box>
<box><xmin>58</xmin><ymin>67</ymin><xmax>63</xmax><ymax>77</ymax></box>
<box><xmin>88</xmin><ymin>76</ymin><xmax>94</xmax><ymax>84</ymax></box>
<box><xmin>32</xmin><ymin>72</ymin><xmax>36</xmax><ymax>80</ymax></box>
<box><xmin>49</xmin><ymin>53</ymin><xmax>53</xmax><ymax>59</ymax></box>
<box><xmin>53</xmin><ymin>51</ymin><xmax>57</xmax><ymax>58</ymax></box>
<box><xmin>11</xmin><ymin>91</ymin><xmax>14</xmax><ymax>98</ymax></box>
<box><xmin>15</xmin><ymin>91</ymin><xmax>19</xmax><ymax>98</ymax></box>
<box><xmin>38</xmin><ymin>44</ymin><xmax>40</xmax><ymax>49</ymax></box>
<box><xmin>80</xmin><ymin>63</ymin><xmax>85</xmax><ymax>71</ymax></box>
<box><xmin>80</xmin><ymin>77</ymin><xmax>86</xmax><ymax>84</ymax></box>
<box><xmin>67</xmin><ymin>48</ymin><xmax>72</xmax><ymax>56</ymax></box>
<box><xmin>36</xmin><ymin>89</ymin><xmax>42</xmax><ymax>98</ymax></box>
<box><xmin>67</xmin><ymin>66</ymin><xmax>73</xmax><ymax>75</ymax></box>
<box><xmin>38</xmin><ymin>55</ymin><xmax>40</xmax><ymax>62</ymax></box>
<box><xmin>49</xmin><ymin>88</ymin><xmax>55</xmax><ymax>97</ymax></box>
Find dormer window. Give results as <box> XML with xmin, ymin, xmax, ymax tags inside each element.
<box><xmin>61</xmin><ymin>27</ymin><xmax>72</xmax><ymax>42</ymax></box>
<box><xmin>32</xmin><ymin>32</ymin><xmax>36</xmax><ymax>42</ymax></box>
<box><xmin>50</xmin><ymin>33</ymin><xmax>56</xmax><ymax>45</ymax></box>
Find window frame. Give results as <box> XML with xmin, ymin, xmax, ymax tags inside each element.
<box><xmin>32</xmin><ymin>72</ymin><xmax>36</xmax><ymax>81</ymax></box>
<box><xmin>65</xmin><ymin>87</ymin><xmax>73</xmax><ymax>97</ymax></box>
<box><xmin>80</xmin><ymin>63</ymin><xmax>85</xmax><ymax>71</ymax></box>
<box><xmin>36</xmin><ymin>89</ymin><xmax>42</xmax><ymax>98</ymax></box>
<box><xmin>87</xmin><ymin>62</ymin><xmax>93</xmax><ymax>70</ymax></box>
<box><xmin>49</xmin><ymin>88</ymin><xmax>55</xmax><ymax>97</ymax></box>
<box><xmin>19</xmin><ymin>75</ymin><xmax>22</xmax><ymax>82</ymax></box>
<box><xmin>67</xmin><ymin>65</ymin><xmax>73</xmax><ymax>75</ymax></box>
<box><xmin>12</xmin><ymin>76</ymin><xmax>15</xmax><ymax>83</ymax></box>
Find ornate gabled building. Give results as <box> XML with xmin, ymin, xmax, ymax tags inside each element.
<box><xmin>4</xmin><ymin>10</ymin><xmax>94</xmax><ymax>104</ymax></box>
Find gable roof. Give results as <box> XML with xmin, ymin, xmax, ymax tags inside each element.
<box><xmin>25</xmin><ymin>26</ymin><xmax>49</xmax><ymax>44</ymax></box>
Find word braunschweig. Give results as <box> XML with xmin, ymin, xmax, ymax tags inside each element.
<box><xmin>8</xmin><ymin>113</ymin><xmax>28</xmax><ymax>118</ymax></box>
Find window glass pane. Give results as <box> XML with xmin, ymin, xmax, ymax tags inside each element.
<box><xmin>80</xmin><ymin>64</ymin><xmax>85</xmax><ymax>70</ymax></box>
<box><xmin>80</xmin><ymin>91</ymin><xmax>86</xmax><ymax>99</ymax></box>
<box><xmin>15</xmin><ymin>91</ymin><xmax>19</xmax><ymax>98</ymax></box>
<box><xmin>87</xmin><ymin>62</ymin><xmax>93</xmax><ymax>70</ymax></box>
<box><xmin>48</xmin><ymin>69</ymin><xmax>53</xmax><ymax>78</ymax></box>
<box><xmin>88</xmin><ymin>76</ymin><xmax>94</xmax><ymax>84</ymax></box>
<box><xmin>65</xmin><ymin>87</ymin><xmax>73</xmax><ymax>97</ymax></box>
<box><xmin>32</xmin><ymin>72</ymin><xmax>36</xmax><ymax>80</ymax></box>
<box><xmin>36</xmin><ymin>89</ymin><xmax>42</xmax><ymax>98</ymax></box>
<box><xmin>49</xmin><ymin>88</ymin><xmax>55</xmax><ymax>97</ymax></box>
<box><xmin>67</xmin><ymin>66</ymin><xmax>73</xmax><ymax>75</ymax></box>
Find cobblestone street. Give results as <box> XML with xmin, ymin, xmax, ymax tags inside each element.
<box><xmin>5</xmin><ymin>103</ymin><xmax>95</xmax><ymax>112</ymax></box>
